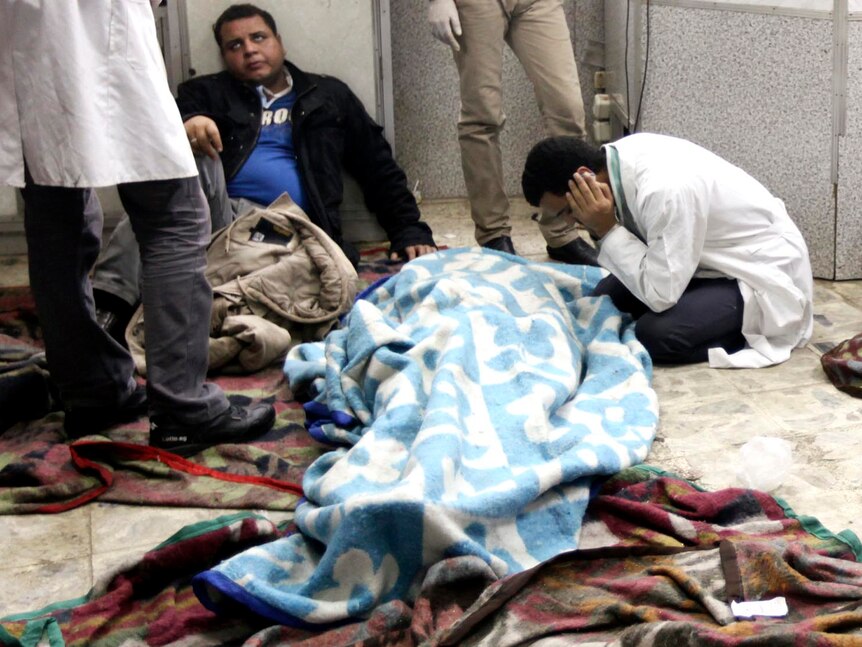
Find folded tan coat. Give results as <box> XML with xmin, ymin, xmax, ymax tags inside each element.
<box><xmin>127</xmin><ymin>194</ymin><xmax>358</xmax><ymax>375</ymax></box>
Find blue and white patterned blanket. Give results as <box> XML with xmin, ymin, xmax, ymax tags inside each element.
<box><xmin>194</xmin><ymin>249</ymin><xmax>658</xmax><ymax>625</ymax></box>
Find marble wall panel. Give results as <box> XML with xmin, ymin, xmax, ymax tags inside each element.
<box><xmin>835</xmin><ymin>21</ymin><xmax>862</xmax><ymax>280</ymax></box>
<box><xmin>635</xmin><ymin>5</ymin><xmax>834</xmax><ymax>277</ymax></box>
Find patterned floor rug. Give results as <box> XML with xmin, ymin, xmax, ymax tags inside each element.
<box><xmin>0</xmin><ymin>248</ymin><xmax>402</xmax><ymax>514</ymax></box>
<box><xmin>3</xmin><ymin>466</ymin><xmax>860</xmax><ymax>646</ymax></box>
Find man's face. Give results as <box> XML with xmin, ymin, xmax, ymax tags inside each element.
<box><xmin>219</xmin><ymin>16</ymin><xmax>286</xmax><ymax>87</ymax></box>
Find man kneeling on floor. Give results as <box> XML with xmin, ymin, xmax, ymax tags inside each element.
<box><xmin>92</xmin><ymin>2</ymin><xmax>437</xmax><ymax>340</ymax></box>
<box><xmin>521</xmin><ymin>133</ymin><xmax>814</xmax><ymax>368</ymax></box>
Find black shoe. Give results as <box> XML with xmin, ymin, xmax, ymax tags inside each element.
<box><xmin>148</xmin><ymin>403</ymin><xmax>276</xmax><ymax>457</ymax></box>
<box><xmin>481</xmin><ymin>235</ymin><xmax>517</xmax><ymax>255</ymax></box>
<box><xmin>546</xmin><ymin>238</ymin><xmax>600</xmax><ymax>267</ymax></box>
<box><xmin>93</xmin><ymin>289</ymin><xmax>137</xmax><ymax>349</ymax></box>
<box><xmin>64</xmin><ymin>384</ymin><xmax>148</xmax><ymax>439</ymax></box>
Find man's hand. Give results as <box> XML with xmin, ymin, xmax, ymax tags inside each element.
<box><xmin>428</xmin><ymin>0</ymin><xmax>462</xmax><ymax>52</ymax></box>
<box><xmin>390</xmin><ymin>244</ymin><xmax>438</xmax><ymax>262</ymax></box>
<box><xmin>184</xmin><ymin>116</ymin><xmax>223</xmax><ymax>160</ymax></box>
<box><xmin>566</xmin><ymin>171</ymin><xmax>617</xmax><ymax>240</ymax></box>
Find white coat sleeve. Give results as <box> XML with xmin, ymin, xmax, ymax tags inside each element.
<box><xmin>597</xmin><ymin>182</ymin><xmax>709</xmax><ymax>312</ymax></box>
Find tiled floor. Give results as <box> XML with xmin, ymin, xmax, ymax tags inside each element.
<box><xmin>2</xmin><ymin>197</ymin><xmax>862</xmax><ymax>616</ymax></box>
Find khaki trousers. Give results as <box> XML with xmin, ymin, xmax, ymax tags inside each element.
<box><xmin>453</xmin><ymin>0</ymin><xmax>586</xmax><ymax>247</ymax></box>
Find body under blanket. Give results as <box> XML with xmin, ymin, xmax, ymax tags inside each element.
<box><xmin>194</xmin><ymin>248</ymin><xmax>659</xmax><ymax>624</ymax></box>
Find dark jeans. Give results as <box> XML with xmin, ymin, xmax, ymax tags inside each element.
<box><xmin>21</xmin><ymin>174</ymin><xmax>229</xmax><ymax>422</ymax></box>
<box><xmin>594</xmin><ymin>274</ymin><xmax>746</xmax><ymax>365</ymax></box>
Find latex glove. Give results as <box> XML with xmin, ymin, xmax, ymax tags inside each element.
<box><xmin>428</xmin><ymin>0</ymin><xmax>462</xmax><ymax>52</ymax></box>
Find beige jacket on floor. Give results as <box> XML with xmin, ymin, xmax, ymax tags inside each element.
<box><xmin>128</xmin><ymin>195</ymin><xmax>358</xmax><ymax>374</ymax></box>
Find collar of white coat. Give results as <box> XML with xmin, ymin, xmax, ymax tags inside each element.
<box><xmin>257</xmin><ymin>68</ymin><xmax>294</xmax><ymax>109</ymax></box>
<box><xmin>604</xmin><ymin>143</ymin><xmax>645</xmax><ymax>243</ymax></box>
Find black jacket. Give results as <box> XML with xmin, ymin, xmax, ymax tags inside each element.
<box><xmin>176</xmin><ymin>61</ymin><xmax>434</xmax><ymax>266</ymax></box>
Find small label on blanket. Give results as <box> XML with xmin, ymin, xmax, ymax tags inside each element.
<box><xmin>730</xmin><ymin>597</ymin><xmax>788</xmax><ymax>618</ymax></box>
<box><xmin>250</xmin><ymin>217</ymin><xmax>293</xmax><ymax>245</ymax></box>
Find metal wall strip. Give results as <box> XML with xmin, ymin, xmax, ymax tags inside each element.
<box><xmin>373</xmin><ymin>0</ymin><xmax>396</xmax><ymax>151</ymax></box>
<box><xmin>161</xmin><ymin>0</ymin><xmax>191</xmax><ymax>95</ymax></box>
<box><xmin>833</xmin><ymin>0</ymin><xmax>848</xmax><ymax>183</ymax></box>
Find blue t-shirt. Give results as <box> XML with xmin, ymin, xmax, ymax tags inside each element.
<box><xmin>227</xmin><ymin>91</ymin><xmax>309</xmax><ymax>211</ymax></box>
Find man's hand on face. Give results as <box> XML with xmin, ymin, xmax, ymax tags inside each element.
<box><xmin>390</xmin><ymin>244</ymin><xmax>438</xmax><ymax>262</ymax></box>
<box><xmin>428</xmin><ymin>0</ymin><xmax>462</xmax><ymax>52</ymax></box>
<box><xmin>184</xmin><ymin>116</ymin><xmax>223</xmax><ymax>160</ymax></box>
<box><xmin>566</xmin><ymin>171</ymin><xmax>616</xmax><ymax>240</ymax></box>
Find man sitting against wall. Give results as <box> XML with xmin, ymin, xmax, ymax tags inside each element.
<box><xmin>92</xmin><ymin>2</ymin><xmax>437</xmax><ymax>340</ymax></box>
<box><xmin>521</xmin><ymin>134</ymin><xmax>814</xmax><ymax>368</ymax></box>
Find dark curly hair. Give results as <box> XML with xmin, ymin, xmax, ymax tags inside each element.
<box><xmin>521</xmin><ymin>136</ymin><xmax>607</xmax><ymax>206</ymax></box>
<box><xmin>213</xmin><ymin>4</ymin><xmax>278</xmax><ymax>48</ymax></box>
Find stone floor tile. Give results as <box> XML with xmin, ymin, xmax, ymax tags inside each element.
<box><xmin>0</xmin><ymin>507</ymin><xmax>91</xmax><ymax>568</ymax></box>
<box><xmin>752</xmin><ymin>384</ymin><xmax>862</xmax><ymax>431</ymax></box>
<box><xmin>812</xmin><ymin>279</ymin><xmax>847</xmax><ymax>305</ymax></box>
<box><xmin>826</xmin><ymin>279</ymin><xmax>862</xmax><ymax>308</ymax></box>
<box><xmin>776</xmin><ymin>477</ymin><xmax>862</xmax><ymax>537</ymax></box>
<box><xmin>90</xmin><ymin>545</ymin><xmax>151</xmax><ymax>590</ymax></box>
<box><xmin>810</xmin><ymin>300</ymin><xmax>862</xmax><ymax>344</ymax></box>
<box><xmin>655</xmin><ymin>394</ymin><xmax>785</xmax><ymax>446</ymax></box>
<box><xmin>0</xmin><ymin>557</ymin><xmax>91</xmax><ymax>617</ymax></box>
<box><xmin>651</xmin><ymin>362</ymin><xmax>739</xmax><ymax>405</ymax></box>
<box><xmin>422</xmin><ymin>197</ymin><xmax>564</xmax><ymax>261</ymax></box>
<box><xmin>90</xmin><ymin>503</ymin><xmax>240</xmax><ymax>554</ymax></box>
<box><xmin>714</xmin><ymin>347</ymin><xmax>827</xmax><ymax>394</ymax></box>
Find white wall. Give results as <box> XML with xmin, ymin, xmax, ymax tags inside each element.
<box><xmin>611</xmin><ymin>3</ymin><xmax>836</xmax><ymax>277</ymax></box>
<box><xmin>185</xmin><ymin>0</ymin><xmax>379</xmax><ymax>116</ymax></box>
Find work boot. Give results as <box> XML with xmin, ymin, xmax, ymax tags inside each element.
<box><xmin>481</xmin><ymin>235</ymin><xmax>517</xmax><ymax>255</ymax></box>
<box><xmin>64</xmin><ymin>383</ymin><xmax>148</xmax><ymax>438</ymax></box>
<box><xmin>148</xmin><ymin>403</ymin><xmax>276</xmax><ymax>457</ymax></box>
<box><xmin>546</xmin><ymin>238</ymin><xmax>600</xmax><ymax>267</ymax></box>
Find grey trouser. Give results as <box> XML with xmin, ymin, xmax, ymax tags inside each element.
<box><xmin>453</xmin><ymin>0</ymin><xmax>586</xmax><ymax>247</ymax></box>
<box><xmin>92</xmin><ymin>155</ymin><xmax>236</xmax><ymax>307</ymax></box>
<box><xmin>22</xmin><ymin>174</ymin><xmax>229</xmax><ymax>423</ymax></box>
<box><xmin>594</xmin><ymin>275</ymin><xmax>746</xmax><ymax>365</ymax></box>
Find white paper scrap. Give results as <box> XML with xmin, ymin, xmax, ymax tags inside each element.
<box><xmin>730</xmin><ymin>597</ymin><xmax>788</xmax><ymax>618</ymax></box>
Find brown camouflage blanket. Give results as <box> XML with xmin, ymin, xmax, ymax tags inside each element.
<box><xmin>0</xmin><ymin>249</ymin><xmax>402</xmax><ymax>514</ymax></box>
<box><xmin>3</xmin><ymin>466</ymin><xmax>861</xmax><ymax>646</ymax></box>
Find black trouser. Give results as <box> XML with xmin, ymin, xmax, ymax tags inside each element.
<box><xmin>594</xmin><ymin>275</ymin><xmax>746</xmax><ymax>365</ymax></box>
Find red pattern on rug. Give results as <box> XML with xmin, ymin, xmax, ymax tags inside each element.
<box><xmin>0</xmin><ymin>248</ymin><xmax>404</xmax><ymax>514</ymax></box>
<box><xmin>3</xmin><ymin>467</ymin><xmax>860</xmax><ymax>646</ymax></box>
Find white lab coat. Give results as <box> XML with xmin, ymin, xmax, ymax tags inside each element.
<box><xmin>0</xmin><ymin>0</ymin><xmax>196</xmax><ymax>189</ymax></box>
<box><xmin>599</xmin><ymin>133</ymin><xmax>814</xmax><ymax>369</ymax></box>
